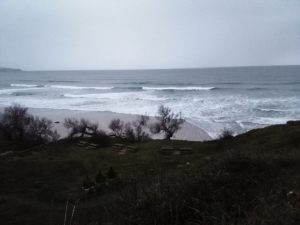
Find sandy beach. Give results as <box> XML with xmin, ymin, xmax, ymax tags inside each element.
<box><xmin>23</xmin><ymin>108</ymin><xmax>212</xmax><ymax>141</ymax></box>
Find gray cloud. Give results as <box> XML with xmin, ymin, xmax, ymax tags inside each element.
<box><xmin>0</xmin><ymin>0</ymin><xmax>299</xmax><ymax>70</ymax></box>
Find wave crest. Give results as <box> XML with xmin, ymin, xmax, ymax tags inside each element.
<box><xmin>64</xmin><ymin>92</ymin><xmax>168</xmax><ymax>101</ymax></box>
<box><xmin>142</xmin><ymin>86</ymin><xmax>215</xmax><ymax>91</ymax></box>
<box><xmin>11</xmin><ymin>84</ymin><xmax>43</xmax><ymax>88</ymax></box>
<box><xmin>50</xmin><ymin>85</ymin><xmax>113</xmax><ymax>90</ymax></box>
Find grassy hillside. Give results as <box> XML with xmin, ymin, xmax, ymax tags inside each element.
<box><xmin>0</xmin><ymin>124</ymin><xmax>300</xmax><ymax>225</ymax></box>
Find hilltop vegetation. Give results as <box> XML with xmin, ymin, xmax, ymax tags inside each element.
<box><xmin>0</xmin><ymin>105</ymin><xmax>185</xmax><ymax>150</ymax></box>
<box><xmin>0</xmin><ymin>105</ymin><xmax>59</xmax><ymax>150</ymax></box>
<box><xmin>0</xmin><ymin>121</ymin><xmax>300</xmax><ymax>225</ymax></box>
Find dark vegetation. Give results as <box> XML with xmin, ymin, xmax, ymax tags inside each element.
<box><xmin>64</xmin><ymin>118</ymin><xmax>111</xmax><ymax>147</ymax></box>
<box><xmin>150</xmin><ymin>105</ymin><xmax>185</xmax><ymax>140</ymax></box>
<box><xmin>0</xmin><ymin>105</ymin><xmax>184</xmax><ymax>150</ymax></box>
<box><xmin>219</xmin><ymin>128</ymin><xmax>234</xmax><ymax>140</ymax></box>
<box><xmin>109</xmin><ymin>115</ymin><xmax>151</xmax><ymax>142</ymax></box>
<box><xmin>0</xmin><ymin>105</ymin><xmax>300</xmax><ymax>225</ymax></box>
<box><xmin>64</xmin><ymin>118</ymin><xmax>99</xmax><ymax>138</ymax></box>
<box><xmin>0</xmin><ymin>105</ymin><xmax>59</xmax><ymax>149</ymax></box>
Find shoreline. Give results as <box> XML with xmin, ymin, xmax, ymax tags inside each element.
<box><xmin>24</xmin><ymin>107</ymin><xmax>212</xmax><ymax>141</ymax></box>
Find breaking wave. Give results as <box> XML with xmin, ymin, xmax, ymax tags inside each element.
<box><xmin>50</xmin><ymin>85</ymin><xmax>113</xmax><ymax>90</ymax></box>
<box><xmin>11</xmin><ymin>84</ymin><xmax>43</xmax><ymax>88</ymax></box>
<box><xmin>64</xmin><ymin>92</ymin><xmax>168</xmax><ymax>101</ymax></box>
<box><xmin>142</xmin><ymin>86</ymin><xmax>215</xmax><ymax>91</ymax></box>
<box><xmin>9</xmin><ymin>84</ymin><xmax>216</xmax><ymax>91</ymax></box>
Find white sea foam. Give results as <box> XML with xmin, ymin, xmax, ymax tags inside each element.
<box><xmin>255</xmin><ymin>108</ymin><xmax>288</xmax><ymax>113</ymax></box>
<box><xmin>11</xmin><ymin>83</ymin><xmax>42</xmax><ymax>88</ymax></box>
<box><xmin>50</xmin><ymin>85</ymin><xmax>113</xmax><ymax>90</ymax></box>
<box><xmin>0</xmin><ymin>89</ymin><xmax>17</xmax><ymax>95</ymax></box>
<box><xmin>51</xmin><ymin>85</ymin><xmax>215</xmax><ymax>91</ymax></box>
<box><xmin>253</xmin><ymin>117</ymin><xmax>293</xmax><ymax>125</ymax></box>
<box><xmin>9</xmin><ymin>84</ymin><xmax>215</xmax><ymax>91</ymax></box>
<box><xmin>0</xmin><ymin>88</ymin><xmax>39</xmax><ymax>95</ymax></box>
<box><xmin>142</xmin><ymin>86</ymin><xmax>215</xmax><ymax>91</ymax></box>
<box><xmin>64</xmin><ymin>92</ymin><xmax>168</xmax><ymax>101</ymax></box>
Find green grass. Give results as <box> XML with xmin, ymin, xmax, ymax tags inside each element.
<box><xmin>0</xmin><ymin>124</ymin><xmax>300</xmax><ymax>225</ymax></box>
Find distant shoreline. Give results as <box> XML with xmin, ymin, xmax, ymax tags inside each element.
<box><xmin>0</xmin><ymin>67</ymin><xmax>22</xmax><ymax>72</ymax></box>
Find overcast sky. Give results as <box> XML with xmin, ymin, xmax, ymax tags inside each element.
<box><xmin>0</xmin><ymin>0</ymin><xmax>299</xmax><ymax>70</ymax></box>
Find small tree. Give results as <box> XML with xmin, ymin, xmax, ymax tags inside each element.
<box><xmin>109</xmin><ymin>119</ymin><xmax>125</xmax><ymax>139</ymax></box>
<box><xmin>0</xmin><ymin>104</ymin><xmax>31</xmax><ymax>142</ymax></box>
<box><xmin>64</xmin><ymin>118</ymin><xmax>98</xmax><ymax>138</ymax></box>
<box><xmin>150</xmin><ymin>105</ymin><xmax>185</xmax><ymax>140</ymax></box>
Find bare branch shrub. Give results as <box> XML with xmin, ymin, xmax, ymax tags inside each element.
<box><xmin>219</xmin><ymin>129</ymin><xmax>234</xmax><ymax>140</ymax></box>
<box><xmin>64</xmin><ymin>118</ymin><xmax>98</xmax><ymax>138</ymax></box>
<box><xmin>150</xmin><ymin>105</ymin><xmax>185</xmax><ymax>140</ymax></box>
<box><xmin>109</xmin><ymin>119</ymin><xmax>125</xmax><ymax>139</ymax></box>
<box><xmin>109</xmin><ymin>116</ymin><xmax>151</xmax><ymax>142</ymax></box>
<box><xmin>124</xmin><ymin>123</ymin><xmax>136</xmax><ymax>142</ymax></box>
<box><xmin>27</xmin><ymin>116</ymin><xmax>60</xmax><ymax>142</ymax></box>
<box><xmin>132</xmin><ymin>115</ymin><xmax>150</xmax><ymax>142</ymax></box>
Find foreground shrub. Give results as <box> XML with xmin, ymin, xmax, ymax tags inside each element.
<box><xmin>89</xmin><ymin>153</ymin><xmax>300</xmax><ymax>225</ymax></box>
<box><xmin>0</xmin><ymin>105</ymin><xmax>59</xmax><ymax>147</ymax></box>
<box><xmin>150</xmin><ymin>105</ymin><xmax>185</xmax><ymax>140</ymax></box>
<box><xmin>219</xmin><ymin>128</ymin><xmax>234</xmax><ymax>140</ymax></box>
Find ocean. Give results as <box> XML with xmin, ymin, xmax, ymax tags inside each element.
<box><xmin>0</xmin><ymin>66</ymin><xmax>299</xmax><ymax>138</ymax></box>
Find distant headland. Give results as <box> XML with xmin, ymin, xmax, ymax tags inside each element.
<box><xmin>0</xmin><ymin>67</ymin><xmax>22</xmax><ymax>72</ymax></box>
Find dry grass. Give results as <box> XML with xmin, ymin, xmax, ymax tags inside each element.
<box><xmin>0</xmin><ymin>123</ymin><xmax>300</xmax><ymax>225</ymax></box>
